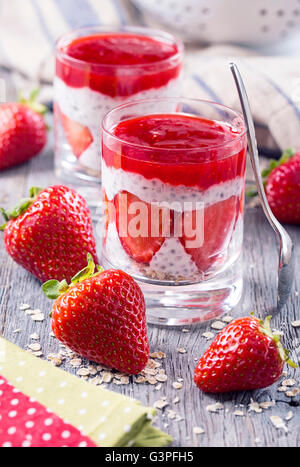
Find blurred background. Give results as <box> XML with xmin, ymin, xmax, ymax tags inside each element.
<box><xmin>1</xmin><ymin>0</ymin><xmax>300</xmax><ymax>156</ymax></box>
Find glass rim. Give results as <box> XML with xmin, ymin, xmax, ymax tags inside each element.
<box><xmin>55</xmin><ymin>25</ymin><xmax>184</xmax><ymax>71</ymax></box>
<box><xmin>102</xmin><ymin>97</ymin><xmax>248</xmax><ymax>155</ymax></box>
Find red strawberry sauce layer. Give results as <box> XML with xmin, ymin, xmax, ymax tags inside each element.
<box><xmin>56</xmin><ymin>34</ymin><xmax>181</xmax><ymax>98</ymax></box>
<box><xmin>102</xmin><ymin>114</ymin><xmax>247</xmax><ymax>190</ymax></box>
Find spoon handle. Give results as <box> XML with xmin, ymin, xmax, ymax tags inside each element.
<box><xmin>230</xmin><ymin>62</ymin><xmax>294</xmax><ymax>309</ymax></box>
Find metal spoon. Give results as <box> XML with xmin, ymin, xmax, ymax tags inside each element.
<box><xmin>230</xmin><ymin>62</ymin><xmax>295</xmax><ymax>310</ymax></box>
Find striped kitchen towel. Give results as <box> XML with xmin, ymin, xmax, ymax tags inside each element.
<box><xmin>184</xmin><ymin>47</ymin><xmax>300</xmax><ymax>154</ymax></box>
<box><xmin>0</xmin><ymin>0</ymin><xmax>300</xmax><ymax>154</ymax></box>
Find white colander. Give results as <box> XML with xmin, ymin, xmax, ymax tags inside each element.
<box><xmin>132</xmin><ymin>0</ymin><xmax>300</xmax><ymax>45</ymax></box>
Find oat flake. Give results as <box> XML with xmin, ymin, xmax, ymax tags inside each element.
<box><xmin>282</xmin><ymin>379</ymin><xmax>296</xmax><ymax>387</ymax></box>
<box><xmin>193</xmin><ymin>426</ymin><xmax>205</xmax><ymax>435</ymax></box>
<box><xmin>285</xmin><ymin>388</ymin><xmax>299</xmax><ymax>397</ymax></box>
<box><xmin>28</xmin><ymin>343</ymin><xmax>41</xmax><ymax>352</ymax></box>
<box><xmin>172</xmin><ymin>382</ymin><xmax>183</xmax><ymax>390</ymax></box>
<box><xmin>270</xmin><ymin>415</ymin><xmax>288</xmax><ymax>432</ymax></box>
<box><xmin>233</xmin><ymin>410</ymin><xmax>245</xmax><ymax>417</ymax></box>
<box><xmin>202</xmin><ymin>332</ymin><xmax>215</xmax><ymax>340</ymax></box>
<box><xmin>153</xmin><ymin>400</ymin><xmax>169</xmax><ymax>410</ymax></box>
<box><xmin>211</xmin><ymin>321</ymin><xmax>226</xmax><ymax>330</ymax></box>
<box><xmin>206</xmin><ymin>402</ymin><xmax>224</xmax><ymax>413</ymax></box>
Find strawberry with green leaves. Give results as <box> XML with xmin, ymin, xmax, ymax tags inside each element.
<box><xmin>42</xmin><ymin>254</ymin><xmax>149</xmax><ymax>374</ymax></box>
<box><xmin>0</xmin><ymin>89</ymin><xmax>47</xmax><ymax>170</ymax></box>
<box><xmin>247</xmin><ymin>148</ymin><xmax>300</xmax><ymax>225</ymax></box>
<box><xmin>1</xmin><ymin>185</ymin><xmax>98</xmax><ymax>283</ymax></box>
<box><xmin>194</xmin><ymin>315</ymin><xmax>296</xmax><ymax>393</ymax></box>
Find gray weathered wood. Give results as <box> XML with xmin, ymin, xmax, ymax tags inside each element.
<box><xmin>0</xmin><ymin>143</ymin><xmax>299</xmax><ymax>447</ymax></box>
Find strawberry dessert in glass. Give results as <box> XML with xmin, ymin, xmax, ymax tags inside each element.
<box><xmin>54</xmin><ymin>26</ymin><xmax>183</xmax><ymax>200</ymax></box>
<box><xmin>101</xmin><ymin>98</ymin><xmax>247</xmax><ymax>325</ymax></box>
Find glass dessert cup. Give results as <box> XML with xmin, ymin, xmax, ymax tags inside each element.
<box><xmin>54</xmin><ymin>26</ymin><xmax>183</xmax><ymax>204</ymax></box>
<box><xmin>101</xmin><ymin>98</ymin><xmax>247</xmax><ymax>325</ymax></box>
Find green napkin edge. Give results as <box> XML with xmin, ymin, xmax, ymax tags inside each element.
<box><xmin>133</xmin><ymin>424</ymin><xmax>173</xmax><ymax>447</ymax></box>
<box><xmin>0</xmin><ymin>337</ymin><xmax>173</xmax><ymax>447</ymax></box>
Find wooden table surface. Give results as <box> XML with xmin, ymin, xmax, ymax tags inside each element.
<box><xmin>0</xmin><ymin>135</ymin><xmax>299</xmax><ymax>448</ymax></box>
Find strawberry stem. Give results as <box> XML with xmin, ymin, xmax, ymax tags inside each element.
<box><xmin>19</xmin><ymin>88</ymin><xmax>48</xmax><ymax>116</ymax></box>
<box><xmin>259</xmin><ymin>315</ymin><xmax>297</xmax><ymax>369</ymax></box>
<box><xmin>246</xmin><ymin>147</ymin><xmax>297</xmax><ymax>199</ymax></box>
<box><xmin>0</xmin><ymin>187</ymin><xmax>44</xmax><ymax>230</ymax></box>
<box><xmin>42</xmin><ymin>254</ymin><xmax>103</xmax><ymax>300</ymax></box>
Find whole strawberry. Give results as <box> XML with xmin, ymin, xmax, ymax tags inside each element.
<box><xmin>42</xmin><ymin>254</ymin><xmax>149</xmax><ymax>374</ymax></box>
<box><xmin>194</xmin><ymin>315</ymin><xmax>296</xmax><ymax>393</ymax></box>
<box><xmin>247</xmin><ymin>148</ymin><xmax>300</xmax><ymax>225</ymax></box>
<box><xmin>0</xmin><ymin>89</ymin><xmax>47</xmax><ymax>170</ymax></box>
<box><xmin>264</xmin><ymin>149</ymin><xmax>300</xmax><ymax>225</ymax></box>
<box><xmin>1</xmin><ymin>185</ymin><xmax>98</xmax><ymax>282</ymax></box>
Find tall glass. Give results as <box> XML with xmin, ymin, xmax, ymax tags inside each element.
<box><xmin>101</xmin><ymin>98</ymin><xmax>247</xmax><ymax>325</ymax></box>
<box><xmin>54</xmin><ymin>26</ymin><xmax>183</xmax><ymax>204</ymax></box>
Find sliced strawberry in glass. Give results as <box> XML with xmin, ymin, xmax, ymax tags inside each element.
<box><xmin>180</xmin><ymin>197</ymin><xmax>238</xmax><ymax>274</ymax></box>
<box><xmin>114</xmin><ymin>191</ymin><xmax>172</xmax><ymax>264</ymax></box>
<box><xmin>57</xmin><ymin>106</ymin><xmax>93</xmax><ymax>159</ymax></box>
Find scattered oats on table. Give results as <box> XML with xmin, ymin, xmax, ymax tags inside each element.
<box><xmin>177</xmin><ymin>347</ymin><xmax>187</xmax><ymax>354</ymax></box>
<box><xmin>153</xmin><ymin>400</ymin><xmax>169</xmax><ymax>410</ymax></box>
<box><xmin>202</xmin><ymin>331</ymin><xmax>215</xmax><ymax>340</ymax></box>
<box><xmin>28</xmin><ymin>343</ymin><xmax>41</xmax><ymax>352</ymax></box>
<box><xmin>233</xmin><ymin>410</ymin><xmax>245</xmax><ymax>417</ymax></box>
<box><xmin>285</xmin><ymin>411</ymin><xmax>293</xmax><ymax>421</ymax></box>
<box><xmin>270</xmin><ymin>415</ymin><xmax>288</xmax><ymax>432</ymax></box>
<box><xmin>156</xmin><ymin>373</ymin><xmax>168</xmax><ymax>383</ymax></box>
<box><xmin>259</xmin><ymin>400</ymin><xmax>275</xmax><ymax>410</ymax></box>
<box><xmin>285</xmin><ymin>388</ymin><xmax>299</xmax><ymax>397</ymax></box>
<box><xmin>248</xmin><ymin>399</ymin><xmax>262</xmax><ymax>413</ymax></box>
<box><xmin>282</xmin><ymin>379</ymin><xmax>296</xmax><ymax>387</ymax></box>
<box><xmin>70</xmin><ymin>358</ymin><xmax>82</xmax><ymax>368</ymax></box>
<box><xmin>87</xmin><ymin>365</ymin><xmax>97</xmax><ymax>376</ymax></box>
<box><xmin>30</xmin><ymin>333</ymin><xmax>40</xmax><ymax>340</ymax></box>
<box><xmin>31</xmin><ymin>313</ymin><xmax>45</xmax><ymax>322</ymax></box>
<box><xmin>193</xmin><ymin>426</ymin><xmax>205</xmax><ymax>435</ymax></box>
<box><xmin>172</xmin><ymin>382</ymin><xmax>183</xmax><ymax>390</ymax></box>
<box><xmin>167</xmin><ymin>410</ymin><xmax>176</xmax><ymax>420</ymax></box>
<box><xmin>206</xmin><ymin>402</ymin><xmax>224</xmax><ymax>413</ymax></box>
<box><xmin>277</xmin><ymin>386</ymin><xmax>288</xmax><ymax>392</ymax></box>
<box><xmin>145</xmin><ymin>376</ymin><xmax>157</xmax><ymax>385</ymax></box>
<box><xmin>149</xmin><ymin>351</ymin><xmax>166</xmax><ymax>359</ymax></box>
<box><xmin>102</xmin><ymin>372</ymin><xmax>113</xmax><ymax>384</ymax></box>
<box><xmin>47</xmin><ymin>354</ymin><xmax>62</xmax><ymax>366</ymax></box>
<box><xmin>222</xmin><ymin>316</ymin><xmax>234</xmax><ymax>323</ymax></box>
<box><xmin>76</xmin><ymin>368</ymin><xmax>90</xmax><ymax>377</ymax></box>
<box><xmin>143</xmin><ymin>367</ymin><xmax>157</xmax><ymax>376</ymax></box>
<box><xmin>211</xmin><ymin>321</ymin><xmax>226</xmax><ymax>330</ymax></box>
<box><xmin>135</xmin><ymin>375</ymin><xmax>146</xmax><ymax>384</ymax></box>
<box><xmin>19</xmin><ymin>304</ymin><xmax>31</xmax><ymax>311</ymax></box>
<box><xmin>291</xmin><ymin>320</ymin><xmax>300</xmax><ymax>328</ymax></box>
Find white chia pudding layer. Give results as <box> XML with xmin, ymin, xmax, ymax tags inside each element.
<box><xmin>54</xmin><ymin>76</ymin><xmax>182</xmax><ymax>172</ymax></box>
<box><xmin>102</xmin><ymin>160</ymin><xmax>244</xmax><ymax>212</ymax></box>
<box><xmin>102</xmin><ymin>162</ymin><xmax>244</xmax><ymax>281</ymax></box>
